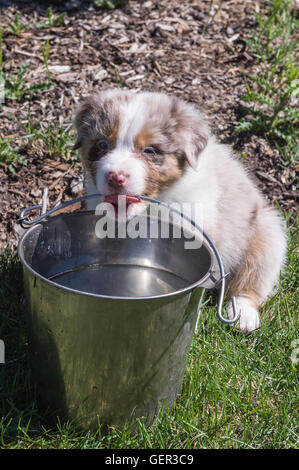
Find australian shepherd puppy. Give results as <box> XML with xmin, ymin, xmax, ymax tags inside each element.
<box><xmin>73</xmin><ymin>89</ymin><xmax>287</xmax><ymax>332</ymax></box>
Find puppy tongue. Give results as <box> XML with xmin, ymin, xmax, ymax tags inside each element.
<box><xmin>104</xmin><ymin>195</ymin><xmax>140</xmax><ymax>207</ymax></box>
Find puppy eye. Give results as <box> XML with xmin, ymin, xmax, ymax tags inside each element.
<box><xmin>88</xmin><ymin>138</ymin><xmax>108</xmax><ymax>161</ymax></box>
<box><xmin>97</xmin><ymin>138</ymin><xmax>108</xmax><ymax>152</ymax></box>
<box><xmin>143</xmin><ymin>146</ymin><xmax>156</xmax><ymax>156</ymax></box>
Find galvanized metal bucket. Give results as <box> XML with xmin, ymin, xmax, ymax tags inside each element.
<box><xmin>17</xmin><ymin>195</ymin><xmax>238</xmax><ymax>430</ymax></box>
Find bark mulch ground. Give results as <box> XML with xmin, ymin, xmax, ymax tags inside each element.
<box><xmin>0</xmin><ymin>0</ymin><xmax>297</xmax><ymax>253</ymax></box>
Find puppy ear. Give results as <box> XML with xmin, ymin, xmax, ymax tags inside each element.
<box><xmin>183</xmin><ymin>132</ymin><xmax>208</xmax><ymax>170</ymax></box>
<box><xmin>73</xmin><ymin>137</ymin><xmax>82</xmax><ymax>150</ymax></box>
<box><xmin>173</xmin><ymin>98</ymin><xmax>210</xmax><ymax>170</ymax></box>
<box><xmin>72</xmin><ymin>95</ymin><xmax>98</xmax><ymax>150</ymax></box>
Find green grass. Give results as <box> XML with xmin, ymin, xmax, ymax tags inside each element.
<box><xmin>29</xmin><ymin>123</ymin><xmax>77</xmax><ymax>161</ymax></box>
<box><xmin>3</xmin><ymin>64</ymin><xmax>52</xmax><ymax>102</ymax></box>
<box><xmin>235</xmin><ymin>0</ymin><xmax>299</xmax><ymax>165</ymax></box>
<box><xmin>0</xmin><ymin>0</ymin><xmax>298</xmax><ymax>450</ymax></box>
<box><xmin>8</xmin><ymin>14</ymin><xmax>28</xmax><ymax>36</ymax></box>
<box><xmin>0</xmin><ymin>137</ymin><xmax>26</xmax><ymax>173</ymax></box>
<box><xmin>37</xmin><ymin>7</ymin><xmax>66</xmax><ymax>29</ymax></box>
<box><xmin>0</xmin><ymin>223</ymin><xmax>298</xmax><ymax>449</ymax></box>
<box><xmin>0</xmin><ymin>123</ymin><xmax>76</xmax><ymax>173</ymax></box>
<box><xmin>94</xmin><ymin>0</ymin><xmax>127</xmax><ymax>10</ymax></box>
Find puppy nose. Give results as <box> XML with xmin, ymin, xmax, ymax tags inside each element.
<box><xmin>107</xmin><ymin>171</ymin><xmax>127</xmax><ymax>188</ymax></box>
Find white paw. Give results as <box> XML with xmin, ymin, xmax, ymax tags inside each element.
<box><xmin>228</xmin><ymin>297</ymin><xmax>260</xmax><ymax>333</ymax></box>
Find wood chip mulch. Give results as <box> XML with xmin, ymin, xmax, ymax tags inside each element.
<box><xmin>0</xmin><ymin>0</ymin><xmax>297</xmax><ymax>253</ymax></box>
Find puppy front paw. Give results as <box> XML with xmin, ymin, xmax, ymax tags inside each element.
<box><xmin>228</xmin><ymin>296</ymin><xmax>260</xmax><ymax>333</ymax></box>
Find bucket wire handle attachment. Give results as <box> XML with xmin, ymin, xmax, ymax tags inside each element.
<box><xmin>201</xmin><ymin>230</ymin><xmax>239</xmax><ymax>325</ymax></box>
<box><xmin>41</xmin><ymin>188</ymin><xmax>48</xmax><ymax>216</ymax></box>
<box><xmin>18</xmin><ymin>193</ymin><xmax>97</xmax><ymax>227</ymax></box>
<box><xmin>18</xmin><ymin>193</ymin><xmax>240</xmax><ymax>324</ymax></box>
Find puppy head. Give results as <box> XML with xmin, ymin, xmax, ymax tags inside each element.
<box><xmin>73</xmin><ymin>89</ymin><xmax>210</xmax><ymax>203</ymax></box>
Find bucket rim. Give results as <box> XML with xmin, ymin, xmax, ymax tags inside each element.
<box><xmin>18</xmin><ymin>210</ymin><xmax>214</xmax><ymax>301</ymax></box>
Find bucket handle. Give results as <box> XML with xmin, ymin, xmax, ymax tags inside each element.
<box><xmin>18</xmin><ymin>194</ymin><xmax>240</xmax><ymax>325</ymax></box>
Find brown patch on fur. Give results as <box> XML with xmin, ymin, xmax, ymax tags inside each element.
<box><xmin>227</xmin><ymin>227</ymin><xmax>267</xmax><ymax>309</ymax></box>
<box><xmin>143</xmin><ymin>166</ymin><xmax>160</xmax><ymax>198</ymax></box>
<box><xmin>143</xmin><ymin>154</ymin><xmax>184</xmax><ymax>198</ymax></box>
<box><xmin>134</xmin><ymin>128</ymin><xmax>155</xmax><ymax>151</ymax></box>
<box><xmin>133</xmin><ymin>123</ymin><xmax>186</xmax><ymax>198</ymax></box>
<box><xmin>159</xmin><ymin>155</ymin><xmax>183</xmax><ymax>186</ymax></box>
